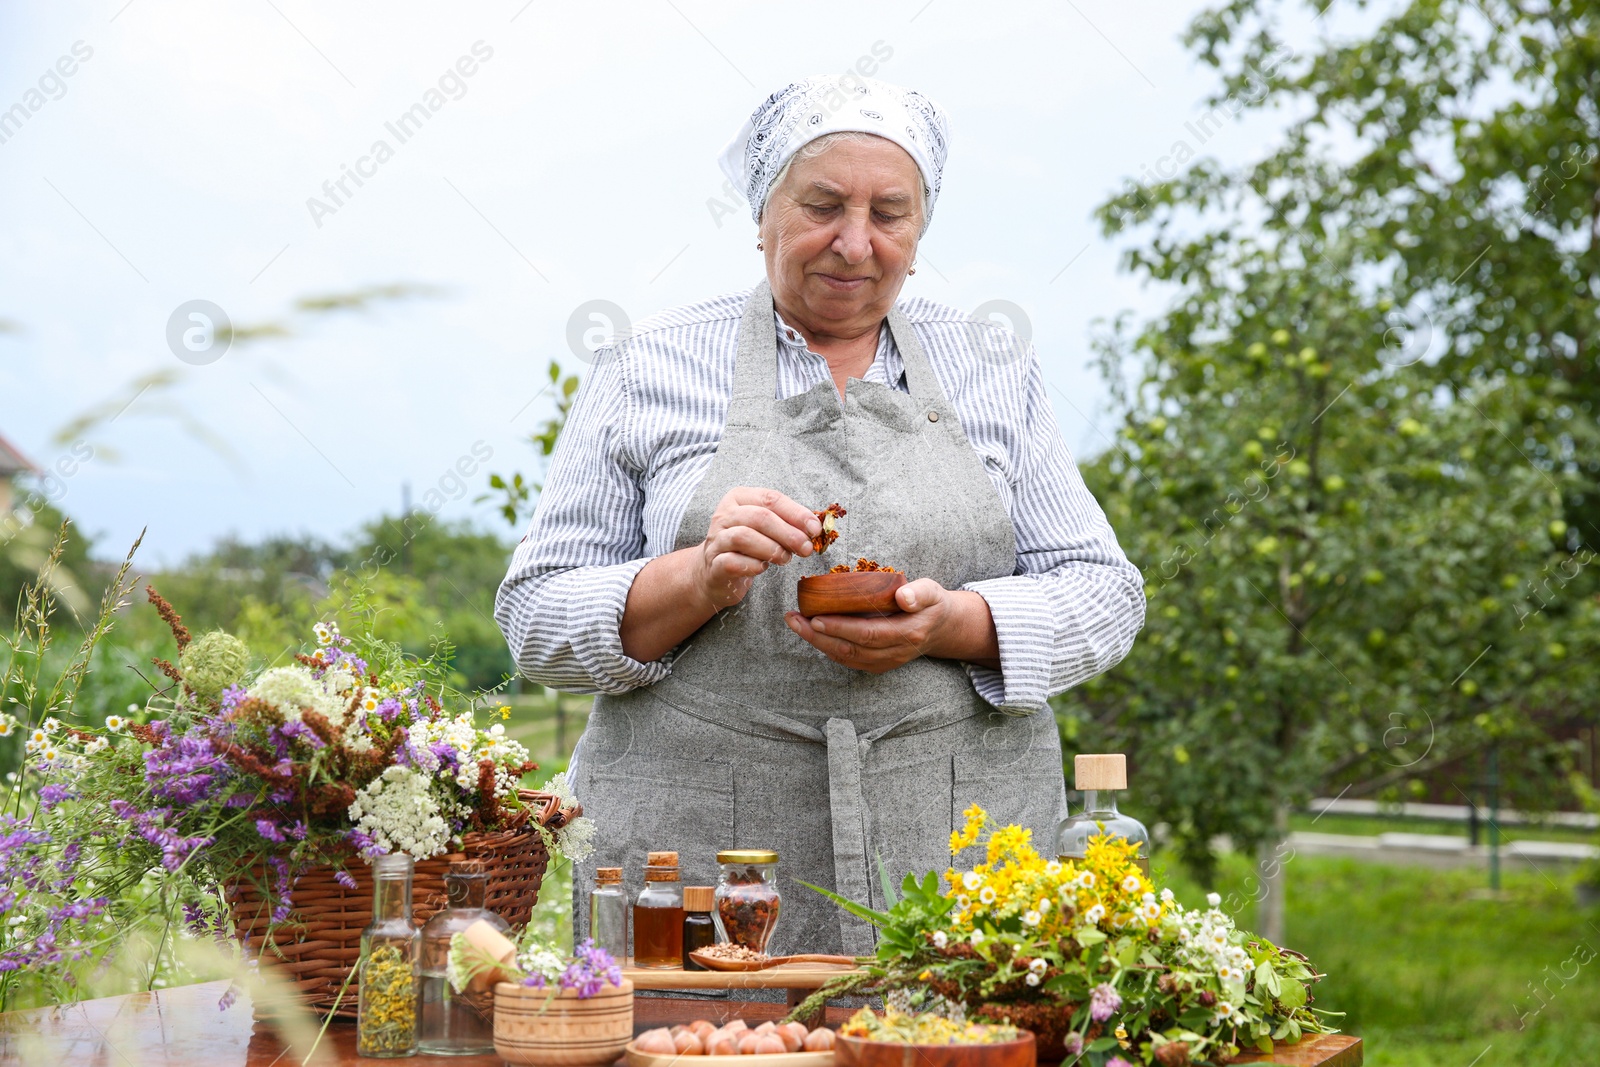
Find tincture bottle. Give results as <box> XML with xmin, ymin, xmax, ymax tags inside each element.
<box><xmin>357</xmin><ymin>852</ymin><xmax>420</xmax><ymax>1058</ymax></box>
<box><xmin>633</xmin><ymin>851</ymin><xmax>684</xmax><ymax>969</ymax></box>
<box><xmin>419</xmin><ymin>859</ymin><xmax>509</xmax><ymax>1055</ymax></box>
<box><xmin>681</xmin><ymin>886</ymin><xmax>717</xmax><ymax>970</ymax></box>
<box><xmin>1056</xmin><ymin>753</ymin><xmax>1151</xmax><ymax>876</ymax></box>
<box><xmin>589</xmin><ymin>866</ymin><xmax>629</xmax><ymax>964</ymax></box>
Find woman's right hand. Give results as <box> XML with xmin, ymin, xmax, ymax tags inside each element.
<box><xmin>695</xmin><ymin>487</ymin><xmax>822</xmax><ymax>611</ymax></box>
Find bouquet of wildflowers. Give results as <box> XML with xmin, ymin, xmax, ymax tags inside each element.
<box><xmin>798</xmin><ymin>804</ymin><xmax>1335</xmax><ymax>1066</ymax></box>
<box><xmin>0</xmin><ymin>570</ymin><xmax>592</xmax><ymax>1008</ymax></box>
<box><xmin>447</xmin><ymin>934</ymin><xmax>624</xmax><ymax>1000</ymax></box>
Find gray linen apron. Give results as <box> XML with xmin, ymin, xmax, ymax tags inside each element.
<box><xmin>570</xmin><ymin>282</ymin><xmax>1068</xmax><ymax>958</ymax></box>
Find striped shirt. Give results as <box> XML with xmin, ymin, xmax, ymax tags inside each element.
<box><xmin>495</xmin><ymin>285</ymin><xmax>1145</xmax><ymax>713</ymax></box>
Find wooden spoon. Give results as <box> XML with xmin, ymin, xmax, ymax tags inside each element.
<box><xmin>687</xmin><ymin>950</ymin><xmax>858</xmax><ymax>972</ymax></box>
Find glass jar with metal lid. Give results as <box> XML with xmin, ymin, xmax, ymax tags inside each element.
<box><xmin>712</xmin><ymin>849</ymin><xmax>781</xmax><ymax>954</ymax></box>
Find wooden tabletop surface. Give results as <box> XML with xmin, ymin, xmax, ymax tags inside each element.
<box><xmin>0</xmin><ymin>980</ymin><xmax>1362</xmax><ymax>1066</ymax></box>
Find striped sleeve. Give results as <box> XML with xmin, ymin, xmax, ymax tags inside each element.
<box><xmin>960</xmin><ymin>349</ymin><xmax>1146</xmax><ymax>713</ymax></box>
<box><xmin>493</xmin><ymin>347</ymin><xmax>672</xmax><ymax>695</ymax></box>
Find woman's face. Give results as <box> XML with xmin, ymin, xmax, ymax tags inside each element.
<box><xmin>759</xmin><ymin>136</ymin><xmax>924</xmax><ymax>342</ymax></box>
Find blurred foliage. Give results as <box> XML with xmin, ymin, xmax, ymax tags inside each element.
<box><xmin>480</xmin><ymin>359</ymin><xmax>582</xmax><ymax>527</ymax></box>
<box><xmin>1064</xmin><ymin>0</ymin><xmax>1600</xmax><ymax>883</ymax></box>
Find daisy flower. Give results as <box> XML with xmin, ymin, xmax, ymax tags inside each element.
<box><xmin>1028</xmin><ymin>958</ymin><xmax>1048</xmax><ymax>975</ymax></box>
<box><xmin>1045</xmin><ymin>860</ymin><xmax>1062</xmax><ymax>876</ymax></box>
<box><xmin>105</xmin><ymin>715</ymin><xmax>125</xmax><ymax>732</ymax></box>
<box><xmin>1024</xmin><ymin>972</ymin><xmax>1041</xmax><ymax>987</ymax></box>
<box><xmin>963</xmin><ymin>871</ymin><xmax>984</xmax><ymax>892</ymax></box>
<box><xmin>1160</xmin><ymin>888</ymin><xmax>1174</xmax><ymax>902</ymax></box>
<box><xmin>29</xmin><ymin>729</ymin><xmax>47</xmax><ymax>746</ymax></box>
<box><xmin>1022</xmin><ymin>910</ymin><xmax>1041</xmax><ymax>927</ymax></box>
<box><xmin>932</xmin><ymin>931</ymin><xmax>948</xmax><ymax>949</ymax></box>
<box><xmin>1084</xmin><ymin>903</ymin><xmax>1106</xmax><ymax>925</ymax></box>
<box><xmin>1140</xmin><ymin>901</ymin><xmax>1162</xmax><ymax>922</ymax></box>
<box><xmin>979</xmin><ymin>887</ymin><xmax>997</xmax><ymax>905</ymax></box>
<box><xmin>1076</xmin><ymin>870</ymin><xmax>1096</xmax><ymax>889</ymax></box>
<box><xmin>0</xmin><ymin>722</ymin><xmax>12</xmax><ymax>738</ymax></box>
<box><xmin>1121</xmin><ymin>874</ymin><xmax>1142</xmax><ymax>893</ymax></box>
<box><xmin>956</xmin><ymin>894</ymin><xmax>970</xmax><ymax>910</ymax></box>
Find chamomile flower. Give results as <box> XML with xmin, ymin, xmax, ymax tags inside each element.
<box><xmin>1217</xmin><ymin>962</ymin><xmax>1241</xmax><ymax>982</ymax></box>
<box><xmin>962</xmin><ymin>871</ymin><xmax>984</xmax><ymax>892</ymax></box>
<box><xmin>1084</xmin><ymin>903</ymin><xmax>1106</xmax><ymax>925</ymax></box>
<box><xmin>313</xmin><ymin>622</ymin><xmax>333</xmax><ymax>645</ymax></box>
<box><xmin>1140</xmin><ymin>900</ymin><xmax>1162</xmax><ymax>922</ymax></box>
<box><xmin>0</xmin><ymin>721</ymin><xmax>11</xmax><ymax>738</ymax></box>
<box><xmin>1213</xmin><ymin>1001</ymin><xmax>1236</xmax><ymax>1022</ymax></box>
<box><xmin>1076</xmin><ymin>870</ymin><xmax>1096</xmax><ymax>889</ymax></box>
<box><xmin>956</xmin><ymin>894</ymin><xmax>970</xmax><ymax>910</ymax></box>
<box><xmin>1045</xmin><ymin>860</ymin><xmax>1062</xmax><ymax>876</ymax></box>
<box><xmin>979</xmin><ymin>886</ymin><xmax>997</xmax><ymax>905</ymax></box>
<box><xmin>1028</xmin><ymin>958</ymin><xmax>1048</xmax><ymax>975</ymax></box>
<box><xmin>932</xmin><ymin>931</ymin><xmax>948</xmax><ymax>949</ymax></box>
<box><xmin>42</xmin><ymin>718</ymin><xmax>62</xmax><ymax>733</ymax></box>
<box><xmin>1208</xmin><ymin>927</ymin><xmax>1229</xmax><ymax>949</ymax></box>
<box><xmin>1121</xmin><ymin>874</ymin><xmax>1142</xmax><ymax>893</ymax></box>
<box><xmin>360</xmin><ymin>691</ymin><xmax>381</xmax><ymax>713</ymax></box>
<box><xmin>1206</xmin><ymin>892</ymin><xmax>1222</xmax><ymax>908</ymax></box>
<box><xmin>1160</xmin><ymin>888</ymin><xmax>1174</xmax><ymax>903</ymax></box>
<box><xmin>29</xmin><ymin>729</ymin><xmax>47</xmax><ymax>746</ymax></box>
<box><xmin>40</xmin><ymin>747</ymin><xmax>58</xmax><ymax>763</ymax></box>
<box><xmin>105</xmin><ymin>715</ymin><xmax>125</xmax><ymax>732</ymax></box>
<box><xmin>1022</xmin><ymin>910</ymin><xmax>1041</xmax><ymax>927</ymax></box>
<box><xmin>1024</xmin><ymin>972</ymin><xmax>1041</xmax><ymax>987</ymax></box>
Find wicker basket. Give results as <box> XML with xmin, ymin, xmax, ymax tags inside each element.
<box><xmin>225</xmin><ymin>789</ymin><xmax>576</xmax><ymax>1018</ymax></box>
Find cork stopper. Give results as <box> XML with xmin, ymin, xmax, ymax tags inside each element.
<box><xmin>644</xmin><ymin>851</ymin><xmax>680</xmax><ymax>882</ymax></box>
<box><xmin>595</xmin><ymin>867</ymin><xmax>622</xmax><ymax>885</ymax></box>
<box><xmin>1074</xmin><ymin>753</ymin><xmax>1127</xmax><ymax>791</ymax></box>
<box><xmin>683</xmin><ymin>886</ymin><xmax>715</xmax><ymax>912</ymax></box>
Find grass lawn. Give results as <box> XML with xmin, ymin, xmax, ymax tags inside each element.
<box><xmin>1288</xmin><ymin>811</ymin><xmax>1599</xmax><ymax>847</ymax></box>
<box><xmin>1158</xmin><ymin>851</ymin><xmax>1600</xmax><ymax>1067</ymax></box>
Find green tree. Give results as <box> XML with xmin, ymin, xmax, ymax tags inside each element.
<box><xmin>1066</xmin><ymin>0</ymin><xmax>1600</xmax><ymax>940</ymax></box>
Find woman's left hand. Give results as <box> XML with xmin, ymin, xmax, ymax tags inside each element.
<box><xmin>784</xmin><ymin>579</ymin><xmax>1001</xmax><ymax>673</ymax></box>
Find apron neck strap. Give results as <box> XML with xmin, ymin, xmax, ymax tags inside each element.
<box><xmin>732</xmin><ymin>281</ymin><xmax>947</xmax><ymax>406</ymax></box>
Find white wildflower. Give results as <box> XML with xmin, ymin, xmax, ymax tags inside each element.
<box><xmin>349</xmin><ymin>766</ymin><xmax>451</xmax><ymax>859</ymax></box>
<box><xmin>979</xmin><ymin>886</ymin><xmax>997</xmax><ymax>905</ymax></box>
<box><xmin>1206</xmin><ymin>892</ymin><xmax>1222</xmax><ymax>908</ymax></box>
<box><xmin>1121</xmin><ymin>874</ymin><xmax>1142</xmax><ymax>893</ymax></box>
<box><xmin>962</xmin><ymin>871</ymin><xmax>984</xmax><ymax>892</ymax></box>
<box><xmin>1160</xmin><ymin>888</ymin><xmax>1174</xmax><ymax>903</ymax></box>
<box><xmin>1028</xmin><ymin>958</ymin><xmax>1047</xmax><ymax>975</ymax></box>
<box><xmin>1084</xmin><ymin>903</ymin><xmax>1106</xmax><ymax>925</ymax></box>
<box><xmin>932</xmin><ymin>931</ymin><xmax>948</xmax><ymax>949</ymax></box>
<box><xmin>1024</xmin><ymin>972</ymin><xmax>1041</xmax><ymax>987</ymax></box>
<box><xmin>1022</xmin><ymin>910</ymin><xmax>1041</xmax><ymax>927</ymax></box>
<box><xmin>104</xmin><ymin>715</ymin><xmax>125</xmax><ymax>732</ymax></box>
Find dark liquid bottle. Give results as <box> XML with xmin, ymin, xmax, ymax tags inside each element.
<box><xmin>682</xmin><ymin>886</ymin><xmax>716</xmax><ymax>970</ymax></box>
<box><xmin>633</xmin><ymin>850</ymin><xmax>684</xmax><ymax>969</ymax></box>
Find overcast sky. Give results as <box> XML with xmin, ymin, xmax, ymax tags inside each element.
<box><xmin>0</xmin><ymin>0</ymin><xmax>1313</xmax><ymax>566</ymax></box>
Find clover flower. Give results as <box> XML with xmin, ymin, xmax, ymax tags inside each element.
<box><xmin>1089</xmin><ymin>982</ymin><xmax>1122</xmax><ymax>1023</ymax></box>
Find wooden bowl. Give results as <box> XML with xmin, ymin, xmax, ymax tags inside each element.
<box><xmin>835</xmin><ymin>1031</ymin><xmax>1036</xmax><ymax>1067</ymax></box>
<box><xmin>796</xmin><ymin>571</ymin><xmax>907</xmax><ymax>617</ymax></box>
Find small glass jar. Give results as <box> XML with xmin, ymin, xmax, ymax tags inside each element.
<box><xmin>713</xmin><ymin>849</ymin><xmax>781</xmax><ymax>954</ymax></box>
<box><xmin>681</xmin><ymin>886</ymin><xmax>716</xmax><ymax>970</ymax></box>
<box><xmin>358</xmin><ymin>853</ymin><xmax>421</xmax><ymax>1058</ymax></box>
<box><xmin>632</xmin><ymin>851</ymin><xmax>683</xmax><ymax>969</ymax></box>
<box><xmin>1056</xmin><ymin>754</ymin><xmax>1150</xmax><ymax>876</ymax></box>
<box><xmin>419</xmin><ymin>860</ymin><xmax>508</xmax><ymax>1055</ymax></box>
<box><xmin>589</xmin><ymin>867</ymin><xmax>629</xmax><ymax>963</ymax></box>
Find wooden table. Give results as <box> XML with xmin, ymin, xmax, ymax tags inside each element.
<box><xmin>0</xmin><ymin>980</ymin><xmax>1362</xmax><ymax>1066</ymax></box>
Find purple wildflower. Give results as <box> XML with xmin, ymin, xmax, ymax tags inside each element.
<box><xmin>558</xmin><ymin>939</ymin><xmax>623</xmax><ymax>999</ymax></box>
<box><xmin>1089</xmin><ymin>982</ymin><xmax>1122</xmax><ymax>1023</ymax></box>
<box><xmin>1107</xmin><ymin>1059</ymin><xmax>1134</xmax><ymax>1067</ymax></box>
<box><xmin>267</xmin><ymin>856</ymin><xmax>293</xmax><ymax>924</ymax></box>
<box><xmin>38</xmin><ymin>784</ymin><xmax>74</xmax><ymax>811</ymax></box>
<box><xmin>144</xmin><ymin>732</ymin><xmax>226</xmax><ymax>806</ymax></box>
<box><xmin>255</xmin><ymin>819</ymin><xmax>287</xmax><ymax>844</ymax></box>
<box><xmin>217</xmin><ymin>982</ymin><xmax>240</xmax><ymax>1011</ymax></box>
<box><xmin>277</xmin><ymin>719</ymin><xmax>325</xmax><ymax>750</ymax></box>
<box><xmin>334</xmin><ymin>868</ymin><xmax>358</xmax><ymax>890</ymax></box>
<box><xmin>219</xmin><ymin>684</ymin><xmax>249</xmax><ymax>712</ymax></box>
<box><xmin>1061</xmin><ymin>1032</ymin><xmax>1084</xmax><ymax>1059</ymax></box>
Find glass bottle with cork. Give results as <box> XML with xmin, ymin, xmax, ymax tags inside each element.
<box><xmin>1056</xmin><ymin>753</ymin><xmax>1151</xmax><ymax>876</ymax></box>
<box><xmin>632</xmin><ymin>851</ymin><xmax>683</xmax><ymax>969</ymax></box>
<box><xmin>357</xmin><ymin>852</ymin><xmax>421</xmax><ymax>1058</ymax></box>
<box><xmin>681</xmin><ymin>886</ymin><xmax>716</xmax><ymax>970</ymax></box>
<box><xmin>589</xmin><ymin>867</ymin><xmax>629</xmax><ymax>965</ymax></box>
<box><xmin>418</xmin><ymin>859</ymin><xmax>508</xmax><ymax>1055</ymax></box>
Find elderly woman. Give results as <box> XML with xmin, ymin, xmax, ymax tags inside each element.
<box><xmin>497</xmin><ymin>76</ymin><xmax>1144</xmax><ymax>956</ymax></box>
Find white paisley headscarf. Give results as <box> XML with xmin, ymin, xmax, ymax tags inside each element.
<box><xmin>718</xmin><ymin>75</ymin><xmax>951</xmax><ymax>236</ymax></box>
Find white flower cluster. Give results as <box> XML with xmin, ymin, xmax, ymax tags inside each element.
<box><xmin>348</xmin><ymin>766</ymin><xmax>452</xmax><ymax>859</ymax></box>
<box><xmin>247</xmin><ymin>665</ymin><xmax>365</xmax><ymax>728</ymax></box>
<box><xmin>20</xmin><ymin>716</ymin><xmax>102</xmax><ymax>775</ymax></box>
<box><xmin>408</xmin><ymin>714</ymin><xmax>532</xmax><ymax>800</ymax></box>
<box><xmin>1167</xmin><ymin>897</ymin><xmax>1253</xmax><ymax>1010</ymax></box>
